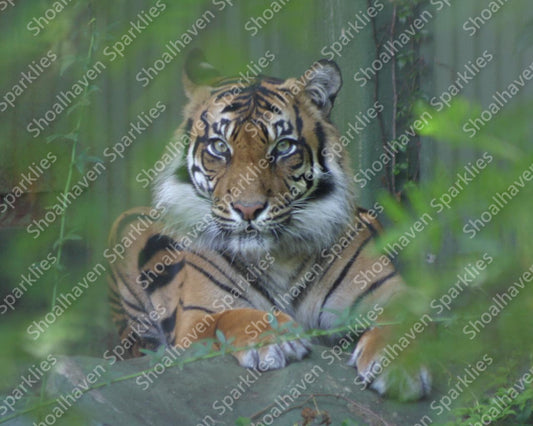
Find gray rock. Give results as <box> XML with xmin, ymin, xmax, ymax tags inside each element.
<box><xmin>15</xmin><ymin>346</ymin><xmax>447</xmax><ymax>426</ymax></box>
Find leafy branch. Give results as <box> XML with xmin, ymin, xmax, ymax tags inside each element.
<box><xmin>39</xmin><ymin>1</ymin><xmax>98</xmax><ymax>409</ymax></box>
<box><xmin>51</xmin><ymin>4</ymin><xmax>97</xmax><ymax>304</ymax></box>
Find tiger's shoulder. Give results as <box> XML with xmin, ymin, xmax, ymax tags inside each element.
<box><xmin>107</xmin><ymin>207</ymin><xmax>184</xmax><ymax>349</ymax></box>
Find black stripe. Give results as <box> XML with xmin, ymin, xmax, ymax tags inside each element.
<box><xmin>108</xmin><ymin>283</ymin><xmax>122</xmax><ymax>303</ymax></box>
<box><xmin>212</xmin><ymin>118</ymin><xmax>230</xmax><ymax>137</ymax></box>
<box><xmin>248</xmin><ymin>279</ymin><xmax>278</xmax><ymax>309</ymax></box>
<box><xmin>256</xmin><ymin>86</ymin><xmax>287</xmax><ymax>105</ymax></box>
<box><xmin>122</xmin><ymin>297</ymin><xmax>145</xmax><ymax>313</ymax></box>
<box><xmin>319</xmin><ymin>236</ymin><xmax>373</xmax><ymax>323</ymax></box>
<box><xmin>350</xmin><ymin>271</ymin><xmax>397</xmax><ymax>312</ymax></box>
<box><xmin>179</xmin><ymin>298</ymin><xmax>216</xmax><ymax>314</ymax></box>
<box><xmin>220</xmin><ymin>254</ymin><xmax>280</xmax><ymax>309</ymax></box>
<box><xmin>222</xmin><ymin>102</ymin><xmax>244</xmax><ymax>113</ymax></box>
<box><xmin>294</xmin><ymin>105</ymin><xmax>303</xmax><ymax>134</ymax></box>
<box><xmin>357</xmin><ymin>209</ymin><xmax>379</xmax><ymax>237</ymax></box>
<box><xmin>232</xmin><ymin>123</ymin><xmax>243</xmax><ymax>139</ymax></box>
<box><xmin>288</xmin><ymin>261</ymin><xmax>318</xmax><ymax>309</ymax></box>
<box><xmin>138</xmin><ymin>234</ymin><xmax>182</xmax><ymax>268</ymax></box>
<box><xmin>141</xmin><ymin>261</ymin><xmax>184</xmax><ymax>295</ymax></box>
<box><xmin>314</xmin><ymin>122</ymin><xmax>329</xmax><ymax>172</ymax></box>
<box><xmin>161</xmin><ymin>308</ymin><xmax>177</xmax><ymax>335</ymax></box>
<box><xmin>190</xmin><ymin>251</ymin><xmax>245</xmax><ymax>293</ymax></box>
<box><xmin>255</xmin><ymin>96</ymin><xmax>276</xmax><ymax>113</ymax></box>
<box><xmin>199</xmin><ymin>111</ymin><xmax>210</xmax><ymax>138</ymax></box>
<box><xmin>186</xmin><ymin>261</ymin><xmax>250</xmax><ymax>304</ymax></box>
<box><xmin>184</xmin><ymin>118</ymin><xmax>193</xmax><ymax>135</ymax></box>
<box><xmin>292</xmin><ymin>221</ymin><xmax>364</xmax><ymax>309</ymax></box>
<box><xmin>110</xmin><ymin>303</ymin><xmax>124</xmax><ymax>316</ymax></box>
<box><xmin>255</xmin><ymin>85</ymin><xmax>283</xmax><ymax>100</ymax></box>
<box><xmin>307</xmin><ymin>176</ymin><xmax>334</xmax><ymax>200</ymax></box>
<box><xmin>114</xmin><ymin>268</ymin><xmax>168</xmax><ymax>345</ymax></box>
<box><xmin>115</xmin><ymin>269</ymin><xmax>150</xmax><ymax>313</ymax></box>
<box><xmin>139</xmin><ymin>335</ymin><xmax>165</xmax><ymax>349</ymax></box>
<box><xmin>292</xmin><ymin>256</ymin><xmax>332</xmax><ymax>309</ymax></box>
<box><xmin>258</xmin><ymin>121</ymin><xmax>269</xmax><ymax>141</ymax></box>
<box><xmin>123</xmin><ymin>305</ymin><xmax>148</xmax><ymax>327</ymax></box>
<box><xmin>261</xmin><ymin>76</ymin><xmax>284</xmax><ymax>85</ymax></box>
<box><xmin>215</xmin><ymin>88</ymin><xmax>239</xmax><ymax>101</ymax></box>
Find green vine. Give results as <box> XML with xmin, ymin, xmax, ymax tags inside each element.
<box><xmin>50</xmin><ymin>3</ymin><xmax>96</xmax><ymax>305</ymax></box>
<box><xmin>39</xmin><ymin>1</ymin><xmax>97</xmax><ymax>409</ymax></box>
<box><xmin>370</xmin><ymin>0</ymin><xmax>428</xmax><ymax>199</ymax></box>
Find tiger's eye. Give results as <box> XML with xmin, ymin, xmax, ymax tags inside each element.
<box><xmin>276</xmin><ymin>139</ymin><xmax>293</xmax><ymax>154</ymax></box>
<box><xmin>210</xmin><ymin>139</ymin><xmax>229</xmax><ymax>155</ymax></box>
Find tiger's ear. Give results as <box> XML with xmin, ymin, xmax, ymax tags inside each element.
<box><xmin>183</xmin><ymin>49</ymin><xmax>221</xmax><ymax>98</ymax></box>
<box><xmin>303</xmin><ymin>59</ymin><xmax>342</xmax><ymax>116</ymax></box>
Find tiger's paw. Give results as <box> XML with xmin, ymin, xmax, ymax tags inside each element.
<box><xmin>235</xmin><ymin>338</ymin><xmax>311</xmax><ymax>371</ymax></box>
<box><xmin>214</xmin><ymin>308</ymin><xmax>311</xmax><ymax>371</ymax></box>
<box><xmin>348</xmin><ymin>328</ymin><xmax>431</xmax><ymax>401</ymax></box>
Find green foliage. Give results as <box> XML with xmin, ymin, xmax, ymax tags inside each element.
<box><xmin>0</xmin><ymin>0</ymin><xmax>531</xmax><ymax>424</ymax></box>
<box><xmin>235</xmin><ymin>417</ymin><xmax>252</xmax><ymax>426</ymax></box>
<box><xmin>377</xmin><ymin>98</ymin><xmax>533</xmax><ymax>423</ymax></box>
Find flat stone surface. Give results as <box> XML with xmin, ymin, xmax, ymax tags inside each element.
<box><xmin>6</xmin><ymin>346</ymin><xmax>449</xmax><ymax>425</ymax></box>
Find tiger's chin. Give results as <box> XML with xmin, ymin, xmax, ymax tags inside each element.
<box><xmin>196</xmin><ymin>227</ymin><xmax>276</xmax><ymax>261</ymax></box>
<box><xmin>225</xmin><ymin>234</ymin><xmax>274</xmax><ymax>261</ymax></box>
<box><xmin>198</xmin><ymin>222</ymin><xmax>338</xmax><ymax>262</ymax></box>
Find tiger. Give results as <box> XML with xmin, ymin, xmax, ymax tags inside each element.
<box><xmin>108</xmin><ymin>51</ymin><xmax>431</xmax><ymax>401</ymax></box>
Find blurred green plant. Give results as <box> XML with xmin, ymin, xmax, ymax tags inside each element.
<box><xmin>371</xmin><ymin>98</ymin><xmax>533</xmax><ymax>423</ymax></box>
<box><xmin>0</xmin><ymin>1</ymin><xmax>532</xmax><ymax>425</ymax></box>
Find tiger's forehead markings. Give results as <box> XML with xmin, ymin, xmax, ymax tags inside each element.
<box><xmin>205</xmin><ymin>78</ymin><xmax>297</xmax><ymax>145</ymax></box>
<box><xmin>293</xmin><ymin>105</ymin><xmax>303</xmax><ymax>135</ymax></box>
<box><xmin>212</xmin><ymin>78</ymin><xmax>289</xmax><ymax>115</ymax></box>
<box><xmin>273</xmin><ymin>120</ymin><xmax>293</xmax><ymax>138</ymax></box>
<box><xmin>211</xmin><ymin>118</ymin><xmax>231</xmax><ymax>139</ymax></box>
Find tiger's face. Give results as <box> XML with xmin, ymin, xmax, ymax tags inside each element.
<box><xmin>155</xmin><ymin>58</ymin><xmax>355</xmax><ymax>258</ymax></box>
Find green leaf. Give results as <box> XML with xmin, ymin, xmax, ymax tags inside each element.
<box><xmin>45</xmin><ymin>134</ymin><xmax>60</xmax><ymax>143</ymax></box>
<box><xmin>215</xmin><ymin>329</ymin><xmax>226</xmax><ymax>344</ymax></box>
<box><xmin>414</xmin><ymin>99</ymin><xmax>523</xmax><ymax>161</ymax></box>
<box><xmin>46</xmin><ymin>133</ymin><xmax>79</xmax><ymax>144</ymax></box>
<box><xmin>75</xmin><ymin>149</ymin><xmax>104</xmax><ymax>173</ymax></box>
<box><xmin>139</xmin><ymin>345</ymin><xmax>167</xmax><ymax>366</ymax></box>
<box><xmin>321</xmin><ymin>307</ymin><xmax>350</xmax><ymax>327</ymax></box>
<box><xmin>188</xmin><ymin>341</ymin><xmax>212</xmax><ymax>358</ymax></box>
<box><xmin>267</xmin><ymin>314</ymin><xmax>279</xmax><ymax>330</ymax></box>
<box><xmin>67</xmin><ymin>97</ymin><xmax>91</xmax><ymax>116</ymax></box>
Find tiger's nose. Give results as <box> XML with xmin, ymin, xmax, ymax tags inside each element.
<box><xmin>232</xmin><ymin>201</ymin><xmax>267</xmax><ymax>221</ymax></box>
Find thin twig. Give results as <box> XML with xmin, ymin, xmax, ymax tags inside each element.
<box><xmin>307</xmin><ymin>393</ymin><xmax>392</xmax><ymax>426</ymax></box>
<box><xmin>369</xmin><ymin>0</ymin><xmax>391</xmax><ymax>193</ymax></box>
<box><xmin>390</xmin><ymin>4</ymin><xmax>398</xmax><ymax>197</ymax></box>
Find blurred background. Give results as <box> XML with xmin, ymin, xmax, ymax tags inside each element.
<box><xmin>1</xmin><ymin>0</ymin><xmax>532</xmax><ymax>424</ymax></box>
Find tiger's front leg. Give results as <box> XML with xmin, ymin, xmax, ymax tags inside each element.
<box><xmin>311</xmin><ymin>210</ymin><xmax>432</xmax><ymax>401</ymax></box>
<box><xmin>347</xmin><ymin>324</ymin><xmax>431</xmax><ymax>401</ymax></box>
<box><xmin>179</xmin><ymin>308</ymin><xmax>311</xmax><ymax>371</ymax></box>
